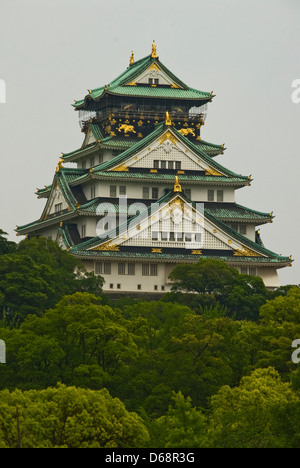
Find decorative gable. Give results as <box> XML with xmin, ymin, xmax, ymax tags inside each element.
<box><xmin>40</xmin><ymin>181</ymin><xmax>69</xmax><ymax>220</ymax></box>
<box><xmin>126</xmin><ymin>62</ymin><xmax>183</xmax><ymax>88</ymax></box>
<box><xmin>110</xmin><ymin>128</ymin><xmax>224</xmax><ymax>175</ymax></box>
<box><xmin>90</xmin><ymin>192</ymin><xmax>263</xmax><ymax>258</ymax></box>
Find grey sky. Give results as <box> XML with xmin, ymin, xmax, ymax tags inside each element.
<box><xmin>0</xmin><ymin>0</ymin><xmax>299</xmax><ymax>285</ymax></box>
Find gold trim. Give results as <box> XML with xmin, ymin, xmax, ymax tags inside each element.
<box><xmin>233</xmin><ymin>246</ymin><xmax>262</xmax><ymax>257</ymax></box>
<box><xmin>159</xmin><ymin>130</ymin><xmax>178</xmax><ymax>146</ymax></box>
<box><xmin>149</xmin><ymin>63</ymin><xmax>159</xmax><ymax>71</ymax></box>
<box><xmin>192</xmin><ymin>250</ymin><xmax>202</xmax><ymax>255</ymax></box>
<box><xmin>178</xmin><ymin>128</ymin><xmax>195</xmax><ymax>137</ymax></box>
<box><xmin>205</xmin><ymin>167</ymin><xmax>223</xmax><ymax>176</ymax></box>
<box><xmin>174</xmin><ymin>176</ymin><xmax>182</xmax><ymax>192</ymax></box>
<box><xmin>129</xmin><ymin>51</ymin><xmax>134</xmax><ymax>65</ymax></box>
<box><xmin>165</xmin><ymin>111</ymin><xmax>172</xmax><ymax>126</ymax></box>
<box><xmin>92</xmin><ymin>241</ymin><xmax>120</xmax><ymax>252</ymax></box>
<box><xmin>152</xmin><ymin>248</ymin><xmax>162</xmax><ymax>253</ymax></box>
<box><xmin>111</xmin><ymin>164</ymin><xmax>129</xmax><ymax>172</ymax></box>
<box><xmin>151</xmin><ymin>40</ymin><xmax>158</xmax><ymax>58</ymax></box>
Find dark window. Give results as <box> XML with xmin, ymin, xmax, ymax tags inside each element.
<box><xmin>128</xmin><ymin>263</ymin><xmax>135</xmax><ymax>275</ymax></box>
<box><xmin>239</xmin><ymin>224</ymin><xmax>247</xmax><ymax>235</ymax></box>
<box><xmin>217</xmin><ymin>190</ymin><xmax>224</xmax><ymax>202</ymax></box>
<box><xmin>143</xmin><ymin>187</ymin><xmax>149</xmax><ymax>199</ymax></box>
<box><xmin>152</xmin><ymin>187</ymin><xmax>159</xmax><ymax>199</ymax></box>
<box><xmin>110</xmin><ymin>186</ymin><xmax>117</xmax><ymax>197</ymax></box>
<box><xmin>208</xmin><ymin>190</ymin><xmax>214</xmax><ymax>202</ymax></box>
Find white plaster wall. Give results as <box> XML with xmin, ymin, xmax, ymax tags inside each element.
<box><xmin>86</xmin><ymin>260</ymin><xmax>172</xmax><ymax>293</ymax></box>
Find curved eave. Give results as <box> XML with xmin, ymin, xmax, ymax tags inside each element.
<box><xmin>68</xmin><ymin>249</ymin><xmax>292</xmax><ymax>268</ymax></box>
<box><xmin>69</xmin><ymin>171</ymin><xmax>250</xmax><ymax>188</ymax></box>
<box><xmin>16</xmin><ymin>209</ymin><xmax>77</xmax><ymax>236</ymax></box>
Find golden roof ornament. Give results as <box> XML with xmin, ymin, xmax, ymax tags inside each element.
<box><xmin>151</xmin><ymin>40</ymin><xmax>158</xmax><ymax>58</ymax></box>
<box><xmin>129</xmin><ymin>51</ymin><xmax>134</xmax><ymax>65</ymax></box>
<box><xmin>56</xmin><ymin>157</ymin><xmax>64</xmax><ymax>173</ymax></box>
<box><xmin>174</xmin><ymin>175</ymin><xmax>182</xmax><ymax>192</ymax></box>
<box><xmin>165</xmin><ymin>111</ymin><xmax>172</xmax><ymax>126</ymax></box>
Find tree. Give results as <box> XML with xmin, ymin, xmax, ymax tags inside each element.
<box><xmin>0</xmin><ymin>292</ymin><xmax>138</xmax><ymax>391</ymax></box>
<box><xmin>0</xmin><ymin>237</ymin><xmax>104</xmax><ymax>323</ymax></box>
<box><xmin>259</xmin><ymin>286</ymin><xmax>300</xmax><ymax>324</ymax></box>
<box><xmin>0</xmin><ymin>384</ymin><xmax>149</xmax><ymax>448</ymax></box>
<box><xmin>149</xmin><ymin>391</ymin><xmax>209</xmax><ymax>448</ymax></box>
<box><xmin>209</xmin><ymin>367</ymin><xmax>298</xmax><ymax>448</ymax></box>
<box><xmin>168</xmin><ymin>259</ymin><xmax>268</xmax><ymax>321</ymax></box>
<box><xmin>0</xmin><ymin>229</ymin><xmax>16</xmax><ymax>255</ymax></box>
<box><xmin>169</xmin><ymin>259</ymin><xmax>238</xmax><ymax>295</ymax></box>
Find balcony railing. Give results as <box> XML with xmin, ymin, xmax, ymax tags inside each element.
<box><xmin>79</xmin><ymin>104</ymin><xmax>207</xmax><ymax>130</ymax></box>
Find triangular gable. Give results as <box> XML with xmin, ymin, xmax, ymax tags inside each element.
<box><xmin>88</xmin><ymin>192</ymin><xmax>264</xmax><ymax>258</ymax></box>
<box><xmin>40</xmin><ymin>171</ymin><xmax>77</xmax><ymax>221</ymax></box>
<box><xmin>108</xmin><ymin>126</ymin><xmax>226</xmax><ymax>176</ymax></box>
<box><xmin>82</xmin><ymin>126</ymin><xmax>97</xmax><ymax>147</ymax></box>
<box><xmin>124</xmin><ymin>62</ymin><xmax>184</xmax><ymax>88</ymax></box>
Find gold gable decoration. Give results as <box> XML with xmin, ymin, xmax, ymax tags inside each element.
<box><xmin>91</xmin><ymin>241</ymin><xmax>120</xmax><ymax>252</ymax></box>
<box><xmin>159</xmin><ymin>130</ymin><xmax>178</xmax><ymax>146</ymax></box>
<box><xmin>233</xmin><ymin>246</ymin><xmax>262</xmax><ymax>257</ymax></box>
<box><xmin>205</xmin><ymin>167</ymin><xmax>224</xmax><ymax>177</ymax></box>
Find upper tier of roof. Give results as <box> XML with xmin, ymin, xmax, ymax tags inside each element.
<box><xmin>73</xmin><ymin>47</ymin><xmax>213</xmax><ymax>110</ymax></box>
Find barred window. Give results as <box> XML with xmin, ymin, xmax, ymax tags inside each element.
<box><xmin>152</xmin><ymin>187</ymin><xmax>159</xmax><ymax>199</ymax></box>
<box><xmin>207</xmin><ymin>190</ymin><xmax>214</xmax><ymax>202</ymax></box>
<box><xmin>249</xmin><ymin>267</ymin><xmax>257</xmax><ymax>276</ymax></box>
<box><xmin>110</xmin><ymin>186</ymin><xmax>117</xmax><ymax>197</ymax></box>
<box><xmin>150</xmin><ymin>264</ymin><xmax>158</xmax><ymax>276</ymax></box>
<box><xmin>128</xmin><ymin>263</ymin><xmax>135</xmax><ymax>275</ymax></box>
<box><xmin>104</xmin><ymin>262</ymin><xmax>111</xmax><ymax>274</ymax></box>
<box><xmin>143</xmin><ymin>187</ymin><xmax>149</xmax><ymax>199</ymax></box>
<box><xmin>118</xmin><ymin>263</ymin><xmax>126</xmax><ymax>275</ymax></box>
<box><xmin>217</xmin><ymin>190</ymin><xmax>224</xmax><ymax>202</ymax></box>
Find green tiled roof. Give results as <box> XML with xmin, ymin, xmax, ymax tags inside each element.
<box><xmin>70</xmin><ymin>249</ymin><xmax>291</xmax><ymax>266</ymax></box>
<box><xmin>86</xmin><ymin>122</ymin><xmax>248</xmax><ymax>181</ymax></box>
<box><xmin>205</xmin><ymin>203</ymin><xmax>273</xmax><ymax>223</ymax></box>
<box><xmin>73</xmin><ymin>54</ymin><xmax>212</xmax><ymax>109</ymax></box>
<box><xmin>63</xmin><ymin>121</ymin><xmax>224</xmax><ymax>162</ymax></box>
<box><xmin>68</xmin><ymin>190</ymin><xmax>287</xmax><ymax>263</ymax></box>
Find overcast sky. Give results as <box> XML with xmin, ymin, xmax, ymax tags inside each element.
<box><xmin>0</xmin><ymin>0</ymin><xmax>299</xmax><ymax>285</ymax></box>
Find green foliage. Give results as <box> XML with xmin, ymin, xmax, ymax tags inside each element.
<box><xmin>0</xmin><ymin>384</ymin><xmax>149</xmax><ymax>448</ymax></box>
<box><xmin>0</xmin><ymin>237</ymin><xmax>104</xmax><ymax>324</ymax></box>
<box><xmin>209</xmin><ymin>367</ymin><xmax>298</xmax><ymax>448</ymax></box>
<box><xmin>0</xmin><ymin>230</ymin><xmax>16</xmax><ymax>255</ymax></box>
<box><xmin>168</xmin><ymin>258</ymin><xmax>268</xmax><ymax>320</ymax></box>
<box><xmin>0</xmin><ymin>243</ymin><xmax>299</xmax><ymax>448</ymax></box>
